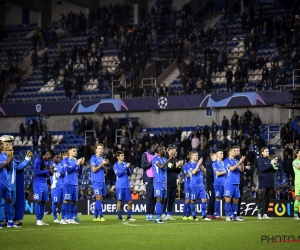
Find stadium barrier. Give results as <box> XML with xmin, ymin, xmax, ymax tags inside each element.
<box><xmin>24</xmin><ymin>200</ymin><xmax>295</xmax><ymax>217</ymax></box>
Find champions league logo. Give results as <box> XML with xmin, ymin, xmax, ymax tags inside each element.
<box><xmin>70</xmin><ymin>99</ymin><xmax>129</xmax><ymax>113</ymax></box>
<box><xmin>158</xmin><ymin>97</ymin><xmax>168</xmax><ymax>109</ymax></box>
<box><xmin>0</xmin><ymin>106</ymin><xmax>6</xmax><ymax>116</ymax></box>
<box><xmin>36</xmin><ymin>104</ymin><xmax>42</xmax><ymax>113</ymax></box>
<box><xmin>199</xmin><ymin>92</ymin><xmax>266</xmax><ymax>107</ymax></box>
<box><xmin>89</xmin><ymin>202</ymin><xmax>96</xmax><ymax>214</ymax></box>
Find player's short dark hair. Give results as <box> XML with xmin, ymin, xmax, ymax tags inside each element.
<box><xmin>46</xmin><ymin>149</ymin><xmax>55</xmax><ymax>157</ymax></box>
<box><xmin>68</xmin><ymin>145</ymin><xmax>76</xmax><ymax>151</ymax></box>
<box><xmin>215</xmin><ymin>149</ymin><xmax>223</xmax><ymax>153</ymax></box>
<box><xmin>187</xmin><ymin>150</ymin><xmax>197</xmax><ymax>160</ymax></box>
<box><xmin>226</xmin><ymin>147</ymin><xmax>234</xmax><ymax>154</ymax></box>
<box><xmin>116</xmin><ymin>151</ymin><xmax>124</xmax><ymax>157</ymax></box>
<box><xmin>53</xmin><ymin>151</ymin><xmax>60</xmax><ymax>157</ymax></box>
<box><xmin>156</xmin><ymin>146</ymin><xmax>165</xmax><ymax>153</ymax></box>
<box><xmin>150</xmin><ymin>141</ymin><xmax>157</xmax><ymax>147</ymax></box>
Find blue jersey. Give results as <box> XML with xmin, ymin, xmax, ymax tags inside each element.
<box><xmin>50</xmin><ymin>163</ymin><xmax>65</xmax><ymax>189</ymax></box>
<box><xmin>186</xmin><ymin>161</ymin><xmax>204</xmax><ymax>187</ymax></box>
<box><xmin>90</xmin><ymin>155</ymin><xmax>105</xmax><ymax>183</ymax></box>
<box><xmin>34</xmin><ymin>156</ymin><xmax>51</xmax><ymax>183</ymax></box>
<box><xmin>182</xmin><ymin>163</ymin><xmax>190</xmax><ymax>188</ymax></box>
<box><xmin>224</xmin><ymin>157</ymin><xmax>240</xmax><ymax>185</ymax></box>
<box><xmin>152</xmin><ymin>156</ymin><xmax>167</xmax><ymax>184</ymax></box>
<box><xmin>62</xmin><ymin>157</ymin><xmax>82</xmax><ymax>185</ymax></box>
<box><xmin>114</xmin><ymin>161</ymin><xmax>130</xmax><ymax>188</ymax></box>
<box><xmin>213</xmin><ymin>160</ymin><xmax>226</xmax><ymax>185</ymax></box>
<box><xmin>0</xmin><ymin>152</ymin><xmax>8</xmax><ymax>180</ymax></box>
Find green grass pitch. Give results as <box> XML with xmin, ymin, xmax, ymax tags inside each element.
<box><xmin>1</xmin><ymin>215</ymin><xmax>299</xmax><ymax>250</ymax></box>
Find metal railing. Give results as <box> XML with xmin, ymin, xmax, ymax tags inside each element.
<box><xmin>141</xmin><ymin>78</ymin><xmax>156</xmax><ymax>88</ymax></box>
<box><xmin>84</xmin><ymin>130</ymin><xmax>96</xmax><ymax>145</ymax></box>
<box><xmin>154</xmin><ymin>49</ymin><xmax>177</xmax><ymax>60</ymax></box>
<box><xmin>267</xmin><ymin>124</ymin><xmax>281</xmax><ymax>145</ymax></box>
<box><xmin>111</xmin><ymin>80</ymin><xmax>126</xmax><ymax>98</ymax></box>
<box><xmin>273</xmin><ymin>130</ymin><xmax>290</xmax><ymax>156</ymax></box>
<box><xmin>293</xmin><ymin>69</ymin><xmax>300</xmax><ymax>90</ymax></box>
<box><xmin>115</xmin><ymin>129</ymin><xmax>123</xmax><ymax>145</ymax></box>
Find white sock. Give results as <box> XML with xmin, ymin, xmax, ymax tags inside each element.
<box><xmin>263</xmin><ymin>214</ymin><xmax>268</xmax><ymax>216</ymax></box>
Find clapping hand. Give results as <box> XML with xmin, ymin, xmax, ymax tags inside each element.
<box><xmin>197</xmin><ymin>158</ymin><xmax>203</xmax><ymax>166</ymax></box>
<box><xmin>239</xmin><ymin>156</ymin><xmax>246</xmax><ymax>164</ymax></box>
<box><xmin>126</xmin><ymin>163</ymin><xmax>131</xmax><ymax>168</ymax></box>
<box><xmin>176</xmin><ymin>160</ymin><xmax>184</xmax><ymax>168</ymax></box>
<box><xmin>101</xmin><ymin>159</ymin><xmax>109</xmax><ymax>166</ymax></box>
<box><xmin>76</xmin><ymin>158</ymin><xmax>85</xmax><ymax>165</ymax></box>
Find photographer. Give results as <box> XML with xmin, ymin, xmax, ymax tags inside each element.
<box><xmin>257</xmin><ymin>147</ymin><xmax>277</xmax><ymax>220</ymax></box>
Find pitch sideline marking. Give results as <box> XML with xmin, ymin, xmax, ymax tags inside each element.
<box><xmin>1</xmin><ymin>220</ymin><xmax>282</xmax><ymax>233</ymax></box>
<box><xmin>123</xmin><ymin>222</ymin><xmax>138</xmax><ymax>226</ymax></box>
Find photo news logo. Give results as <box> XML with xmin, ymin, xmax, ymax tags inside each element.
<box><xmin>261</xmin><ymin>235</ymin><xmax>300</xmax><ymax>244</ymax></box>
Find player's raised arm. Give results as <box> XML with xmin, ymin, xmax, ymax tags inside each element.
<box><xmin>191</xmin><ymin>158</ymin><xmax>203</xmax><ymax>175</ymax></box>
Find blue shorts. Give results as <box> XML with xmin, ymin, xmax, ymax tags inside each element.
<box><xmin>185</xmin><ymin>187</ymin><xmax>191</xmax><ymax>200</ymax></box>
<box><xmin>190</xmin><ymin>186</ymin><xmax>206</xmax><ymax>200</ymax></box>
<box><xmin>92</xmin><ymin>182</ymin><xmax>106</xmax><ymax>197</ymax></box>
<box><xmin>64</xmin><ymin>184</ymin><xmax>78</xmax><ymax>201</ymax></box>
<box><xmin>224</xmin><ymin>183</ymin><xmax>240</xmax><ymax>199</ymax></box>
<box><xmin>51</xmin><ymin>188</ymin><xmax>64</xmax><ymax>203</ymax></box>
<box><xmin>33</xmin><ymin>181</ymin><xmax>48</xmax><ymax>201</ymax></box>
<box><xmin>116</xmin><ymin>188</ymin><xmax>132</xmax><ymax>202</ymax></box>
<box><xmin>0</xmin><ymin>179</ymin><xmax>11</xmax><ymax>199</ymax></box>
<box><xmin>214</xmin><ymin>184</ymin><xmax>224</xmax><ymax>199</ymax></box>
<box><xmin>154</xmin><ymin>183</ymin><xmax>167</xmax><ymax>198</ymax></box>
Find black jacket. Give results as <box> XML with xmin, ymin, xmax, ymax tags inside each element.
<box><xmin>164</xmin><ymin>154</ymin><xmax>181</xmax><ymax>187</ymax></box>
<box><xmin>204</xmin><ymin>159</ymin><xmax>214</xmax><ymax>190</ymax></box>
<box><xmin>257</xmin><ymin>156</ymin><xmax>276</xmax><ymax>189</ymax></box>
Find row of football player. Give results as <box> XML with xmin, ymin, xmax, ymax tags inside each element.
<box><xmin>28</xmin><ymin>144</ymin><xmax>139</xmax><ymax>225</ymax></box>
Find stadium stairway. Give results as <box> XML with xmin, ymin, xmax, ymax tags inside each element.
<box><xmin>160</xmin><ymin>13</ymin><xmax>224</xmax><ymax>91</ymax></box>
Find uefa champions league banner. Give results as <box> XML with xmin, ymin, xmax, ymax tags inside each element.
<box><xmin>0</xmin><ymin>91</ymin><xmax>292</xmax><ymax>117</ymax></box>
<box><xmin>24</xmin><ymin>200</ymin><xmax>294</xmax><ymax>217</ymax></box>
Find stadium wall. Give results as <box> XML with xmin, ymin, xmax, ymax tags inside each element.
<box><xmin>0</xmin><ymin>107</ymin><xmax>296</xmax><ymax>133</ymax></box>
<box><xmin>5</xmin><ymin>4</ymin><xmax>39</xmax><ymax>25</ymax></box>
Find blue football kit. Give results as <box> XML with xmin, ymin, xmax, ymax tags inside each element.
<box><xmin>0</xmin><ymin>153</ymin><xmax>10</xmax><ymax>199</ymax></box>
<box><xmin>152</xmin><ymin>155</ymin><xmax>168</xmax><ymax>198</ymax></box>
<box><xmin>114</xmin><ymin>161</ymin><xmax>131</xmax><ymax>202</ymax></box>
<box><xmin>50</xmin><ymin>163</ymin><xmax>65</xmax><ymax>203</ymax></box>
<box><xmin>212</xmin><ymin>160</ymin><xmax>226</xmax><ymax>198</ymax></box>
<box><xmin>62</xmin><ymin>157</ymin><xmax>82</xmax><ymax>201</ymax></box>
<box><xmin>187</xmin><ymin>161</ymin><xmax>206</xmax><ymax>200</ymax></box>
<box><xmin>224</xmin><ymin>157</ymin><xmax>240</xmax><ymax>199</ymax></box>
<box><xmin>182</xmin><ymin>163</ymin><xmax>191</xmax><ymax>199</ymax></box>
<box><xmin>90</xmin><ymin>155</ymin><xmax>106</xmax><ymax>196</ymax></box>
<box><xmin>33</xmin><ymin>157</ymin><xmax>51</xmax><ymax>201</ymax></box>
